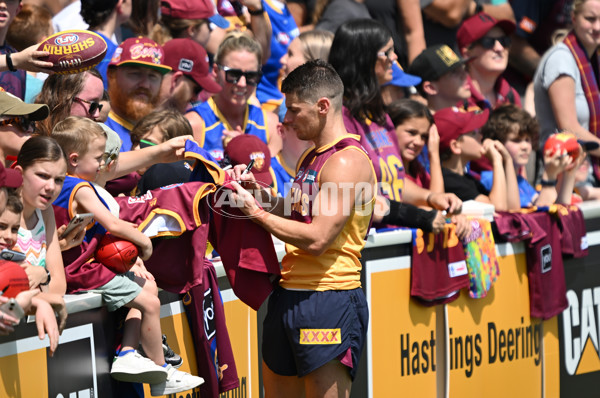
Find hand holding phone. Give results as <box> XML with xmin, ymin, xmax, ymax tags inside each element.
<box><xmin>0</xmin><ymin>298</ymin><xmax>24</xmax><ymax>321</ymax></box>
<box><xmin>59</xmin><ymin>213</ymin><xmax>94</xmax><ymax>239</ymax></box>
<box><xmin>0</xmin><ymin>249</ymin><xmax>26</xmax><ymax>262</ymax></box>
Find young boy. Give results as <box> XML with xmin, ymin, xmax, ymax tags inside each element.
<box><xmin>481</xmin><ymin>105</ymin><xmax>577</xmax><ymax>207</ymax></box>
<box><xmin>435</xmin><ymin>107</ymin><xmax>520</xmax><ymax>211</ymax></box>
<box><xmin>51</xmin><ymin>117</ymin><xmax>203</xmax><ymax>396</ymax></box>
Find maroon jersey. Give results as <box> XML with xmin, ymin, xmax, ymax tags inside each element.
<box><xmin>494</xmin><ymin>211</ymin><xmax>568</xmax><ymax>320</ymax></box>
<box><xmin>410</xmin><ymin>224</ymin><xmax>469</xmax><ymax>306</ymax></box>
<box><xmin>183</xmin><ymin>260</ymin><xmax>239</xmax><ymax>396</ymax></box>
<box><xmin>553</xmin><ymin>205</ymin><xmax>588</xmax><ymax>258</ymax></box>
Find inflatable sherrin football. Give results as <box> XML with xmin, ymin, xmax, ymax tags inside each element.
<box><xmin>95</xmin><ymin>234</ymin><xmax>139</xmax><ymax>274</ymax></box>
<box><xmin>37</xmin><ymin>30</ymin><xmax>107</xmax><ymax>74</ymax></box>
<box><xmin>0</xmin><ymin>260</ymin><xmax>29</xmax><ymax>298</ymax></box>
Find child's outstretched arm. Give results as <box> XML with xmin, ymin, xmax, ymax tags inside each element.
<box><xmin>556</xmin><ymin>150</ymin><xmax>585</xmax><ymax>205</ymax></box>
<box><xmin>103</xmin><ymin>135</ymin><xmax>192</xmax><ymax>181</ymax></box>
<box><xmin>73</xmin><ymin>186</ymin><xmax>153</xmax><ymax>260</ymax></box>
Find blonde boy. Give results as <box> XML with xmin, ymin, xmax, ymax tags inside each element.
<box><xmin>51</xmin><ymin>116</ymin><xmax>203</xmax><ymax>396</ymax></box>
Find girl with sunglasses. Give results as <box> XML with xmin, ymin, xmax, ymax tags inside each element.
<box><xmin>185</xmin><ymin>32</ymin><xmax>280</xmax><ymax>162</ymax></box>
<box><xmin>534</xmin><ymin>0</ymin><xmax>600</xmax><ymax>200</ymax></box>
<box><xmin>35</xmin><ymin>69</ymin><xmax>105</xmax><ymax>135</ymax></box>
<box><xmin>457</xmin><ymin>12</ymin><xmax>520</xmax><ymax>111</ymax></box>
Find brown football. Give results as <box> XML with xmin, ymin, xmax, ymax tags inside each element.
<box><xmin>37</xmin><ymin>30</ymin><xmax>107</xmax><ymax>74</ymax></box>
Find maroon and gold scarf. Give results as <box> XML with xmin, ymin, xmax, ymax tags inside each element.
<box><xmin>564</xmin><ymin>31</ymin><xmax>600</xmax><ymax>178</ymax></box>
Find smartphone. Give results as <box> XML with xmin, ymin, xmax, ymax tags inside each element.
<box><xmin>0</xmin><ymin>249</ymin><xmax>26</xmax><ymax>262</ymax></box>
<box><xmin>60</xmin><ymin>213</ymin><xmax>94</xmax><ymax>239</ymax></box>
<box><xmin>0</xmin><ymin>298</ymin><xmax>24</xmax><ymax>320</ymax></box>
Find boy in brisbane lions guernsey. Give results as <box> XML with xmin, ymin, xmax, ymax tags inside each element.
<box><xmin>231</xmin><ymin>60</ymin><xmax>376</xmax><ymax>397</ymax></box>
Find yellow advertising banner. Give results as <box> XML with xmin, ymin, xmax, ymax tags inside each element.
<box><xmin>366</xmin><ymin>255</ymin><xmax>438</xmax><ymax>397</ymax></box>
<box><xmin>446</xmin><ymin>249</ymin><xmax>542</xmax><ymax>398</ymax></box>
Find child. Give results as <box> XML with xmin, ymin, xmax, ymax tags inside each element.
<box><xmin>11</xmin><ymin>137</ymin><xmax>72</xmax><ymax>354</ymax></box>
<box><xmin>481</xmin><ymin>105</ymin><xmax>577</xmax><ymax>207</ymax></box>
<box><xmin>435</xmin><ymin>107</ymin><xmax>520</xmax><ymax>211</ymax></box>
<box><xmin>51</xmin><ymin>117</ymin><xmax>203</xmax><ymax>396</ymax></box>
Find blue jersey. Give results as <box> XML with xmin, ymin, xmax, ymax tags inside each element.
<box><xmin>188</xmin><ymin>97</ymin><xmax>270</xmax><ymax>161</ymax></box>
<box><xmin>94</xmin><ymin>31</ymin><xmax>118</xmax><ymax>90</ymax></box>
<box><xmin>105</xmin><ymin>111</ymin><xmax>134</xmax><ymax>152</ymax></box>
<box><xmin>270</xmin><ymin>154</ymin><xmax>295</xmax><ymax>196</ymax></box>
<box><xmin>256</xmin><ymin>0</ymin><xmax>299</xmax><ymax>109</ymax></box>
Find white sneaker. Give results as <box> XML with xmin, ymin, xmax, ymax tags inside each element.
<box><xmin>150</xmin><ymin>364</ymin><xmax>204</xmax><ymax>396</ymax></box>
<box><xmin>111</xmin><ymin>351</ymin><xmax>168</xmax><ymax>384</ymax></box>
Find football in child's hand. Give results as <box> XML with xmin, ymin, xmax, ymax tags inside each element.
<box><xmin>0</xmin><ymin>260</ymin><xmax>29</xmax><ymax>298</ymax></box>
<box><xmin>95</xmin><ymin>234</ymin><xmax>139</xmax><ymax>274</ymax></box>
<box><xmin>544</xmin><ymin>132</ymin><xmax>580</xmax><ymax>160</ymax></box>
<box><xmin>37</xmin><ymin>30</ymin><xmax>107</xmax><ymax>74</ymax></box>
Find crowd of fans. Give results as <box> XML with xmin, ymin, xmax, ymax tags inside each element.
<box><xmin>0</xmin><ymin>0</ymin><xmax>598</xmax><ymax>396</ymax></box>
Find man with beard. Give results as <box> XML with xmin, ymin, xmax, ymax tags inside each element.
<box><xmin>106</xmin><ymin>37</ymin><xmax>171</xmax><ymax>152</ymax></box>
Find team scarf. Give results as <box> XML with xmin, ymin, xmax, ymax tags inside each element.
<box><xmin>563</xmin><ymin>30</ymin><xmax>600</xmax><ymax>179</ymax></box>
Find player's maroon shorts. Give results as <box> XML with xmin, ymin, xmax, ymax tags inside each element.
<box><xmin>262</xmin><ymin>286</ymin><xmax>368</xmax><ymax>379</ymax></box>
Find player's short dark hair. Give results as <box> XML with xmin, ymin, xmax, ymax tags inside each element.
<box><xmin>281</xmin><ymin>59</ymin><xmax>343</xmax><ymax>110</ymax></box>
<box><xmin>481</xmin><ymin>104</ymin><xmax>539</xmax><ymax>147</ymax></box>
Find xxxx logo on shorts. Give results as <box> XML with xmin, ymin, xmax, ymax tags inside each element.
<box><xmin>299</xmin><ymin>329</ymin><xmax>341</xmax><ymax>345</ymax></box>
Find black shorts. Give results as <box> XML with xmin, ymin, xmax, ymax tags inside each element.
<box><xmin>262</xmin><ymin>287</ymin><xmax>369</xmax><ymax>379</ymax></box>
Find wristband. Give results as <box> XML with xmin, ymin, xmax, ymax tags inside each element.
<box><xmin>540</xmin><ymin>179</ymin><xmax>557</xmax><ymax>187</ymax></box>
<box><xmin>248</xmin><ymin>7</ymin><xmax>265</xmax><ymax>15</ymax></box>
<box><xmin>5</xmin><ymin>52</ymin><xmax>16</xmax><ymax>72</ymax></box>
<box><xmin>39</xmin><ymin>269</ymin><xmax>51</xmax><ymax>286</ymax></box>
<box><xmin>381</xmin><ymin>201</ymin><xmax>438</xmax><ymax>232</ymax></box>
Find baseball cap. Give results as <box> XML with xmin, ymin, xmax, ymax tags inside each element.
<box><xmin>407</xmin><ymin>44</ymin><xmax>467</xmax><ymax>82</ymax></box>
<box><xmin>0</xmin><ymin>92</ymin><xmax>49</xmax><ymax>121</ymax></box>
<box><xmin>98</xmin><ymin>122</ymin><xmax>121</xmax><ymax>164</ymax></box>
<box><xmin>163</xmin><ymin>38</ymin><xmax>222</xmax><ymax>93</ymax></box>
<box><xmin>0</xmin><ymin>162</ymin><xmax>22</xmax><ymax>189</ymax></box>
<box><xmin>109</xmin><ymin>37</ymin><xmax>172</xmax><ymax>75</ymax></box>
<box><xmin>224</xmin><ymin>135</ymin><xmax>273</xmax><ymax>187</ymax></box>
<box><xmin>384</xmin><ymin>61</ymin><xmax>421</xmax><ymax>88</ymax></box>
<box><xmin>456</xmin><ymin>12</ymin><xmax>516</xmax><ymax>50</ymax></box>
<box><xmin>434</xmin><ymin>107</ymin><xmax>490</xmax><ymax>151</ymax></box>
<box><xmin>160</xmin><ymin>0</ymin><xmax>230</xmax><ymax>29</ymax></box>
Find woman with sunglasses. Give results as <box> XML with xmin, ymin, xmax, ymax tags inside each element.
<box><xmin>185</xmin><ymin>32</ymin><xmax>279</xmax><ymax>162</ymax></box>
<box><xmin>35</xmin><ymin>69</ymin><xmax>105</xmax><ymax>136</ymax></box>
<box><xmin>533</xmin><ymin>0</ymin><xmax>600</xmax><ymax>199</ymax></box>
<box><xmin>328</xmin><ymin>19</ymin><xmax>463</xmax><ymax>232</ymax></box>
<box><xmin>457</xmin><ymin>12</ymin><xmax>520</xmax><ymax>111</ymax></box>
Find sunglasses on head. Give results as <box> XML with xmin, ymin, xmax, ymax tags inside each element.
<box><xmin>217</xmin><ymin>65</ymin><xmax>262</xmax><ymax>86</ymax></box>
<box><xmin>476</xmin><ymin>35</ymin><xmax>511</xmax><ymax>49</ymax></box>
<box><xmin>0</xmin><ymin>115</ymin><xmax>35</xmax><ymax>132</ymax></box>
<box><xmin>73</xmin><ymin>97</ymin><xmax>103</xmax><ymax>115</ymax></box>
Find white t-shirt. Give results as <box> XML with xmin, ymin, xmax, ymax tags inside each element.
<box><xmin>533</xmin><ymin>42</ymin><xmax>589</xmax><ymax>148</ymax></box>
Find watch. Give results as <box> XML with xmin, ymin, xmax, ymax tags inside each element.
<box><xmin>39</xmin><ymin>269</ymin><xmax>51</xmax><ymax>286</ymax></box>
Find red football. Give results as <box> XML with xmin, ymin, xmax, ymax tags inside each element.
<box><xmin>544</xmin><ymin>132</ymin><xmax>580</xmax><ymax>159</ymax></box>
<box><xmin>95</xmin><ymin>234</ymin><xmax>139</xmax><ymax>274</ymax></box>
<box><xmin>0</xmin><ymin>260</ymin><xmax>29</xmax><ymax>298</ymax></box>
<box><xmin>37</xmin><ymin>30</ymin><xmax>107</xmax><ymax>74</ymax></box>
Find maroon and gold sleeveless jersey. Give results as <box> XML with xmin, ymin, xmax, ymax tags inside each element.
<box><xmin>281</xmin><ymin>134</ymin><xmax>375</xmax><ymax>291</ymax></box>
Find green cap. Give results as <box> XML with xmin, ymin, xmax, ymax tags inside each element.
<box><xmin>0</xmin><ymin>91</ymin><xmax>49</xmax><ymax>121</ymax></box>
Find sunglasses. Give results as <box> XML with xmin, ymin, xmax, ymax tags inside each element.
<box><xmin>377</xmin><ymin>47</ymin><xmax>395</xmax><ymax>60</ymax></box>
<box><xmin>217</xmin><ymin>65</ymin><xmax>262</xmax><ymax>86</ymax></box>
<box><xmin>476</xmin><ymin>35</ymin><xmax>511</xmax><ymax>49</ymax></box>
<box><xmin>0</xmin><ymin>116</ymin><xmax>35</xmax><ymax>132</ymax></box>
<box><xmin>73</xmin><ymin>97</ymin><xmax>103</xmax><ymax>115</ymax></box>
